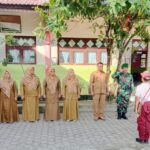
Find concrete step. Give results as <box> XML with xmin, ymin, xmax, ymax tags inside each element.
<box><xmin>17</xmin><ymin>100</ymin><xmax>93</xmax><ymax>113</ymax></box>
<box><xmin>17</xmin><ymin>100</ymin><xmax>135</xmax><ymax>114</ymax></box>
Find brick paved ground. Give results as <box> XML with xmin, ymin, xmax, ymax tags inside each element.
<box><xmin>0</xmin><ymin>103</ymin><xmax>149</xmax><ymax>150</ymax></box>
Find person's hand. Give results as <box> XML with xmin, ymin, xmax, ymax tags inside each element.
<box><xmin>59</xmin><ymin>94</ymin><xmax>61</xmax><ymax>98</ymax></box>
<box><xmin>106</xmin><ymin>92</ymin><xmax>110</xmax><ymax>96</ymax></box>
<box><xmin>119</xmin><ymin>68</ymin><xmax>123</xmax><ymax>72</ymax></box>
<box><xmin>91</xmin><ymin>92</ymin><xmax>94</xmax><ymax>96</ymax></box>
<box><xmin>43</xmin><ymin>95</ymin><xmax>46</xmax><ymax>99</ymax></box>
<box><xmin>135</xmin><ymin>111</ymin><xmax>140</xmax><ymax>118</ymax></box>
<box><xmin>136</xmin><ymin>109</ymin><xmax>140</xmax><ymax>118</ymax></box>
<box><xmin>21</xmin><ymin>96</ymin><xmax>24</xmax><ymax>101</ymax></box>
<box><xmin>15</xmin><ymin>97</ymin><xmax>18</xmax><ymax>101</ymax></box>
<box><xmin>62</xmin><ymin>95</ymin><xmax>65</xmax><ymax>100</ymax></box>
<box><xmin>135</xmin><ymin>108</ymin><xmax>140</xmax><ymax>117</ymax></box>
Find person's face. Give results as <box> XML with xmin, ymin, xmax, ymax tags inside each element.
<box><xmin>68</xmin><ymin>69</ymin><xmax>75</xmax><ymax>78</ymax></box>
<box><xmin>29</xmin><ymin>67</ymin><xmax>35</xmax><ymax>76</ymax></box>
<box><xmin>122</xmin><ymin>67</ymin><xmax>128</xmax><ymax>73</ymax></box>
<box><xmin>49</xmin><ymin>69</ymin><xmax>55</xmax><ymax>76</ymax></box>
<box><xmin>97</xmin><ymin>64</ymin><xmax>103</xmax><ymax>72</ymax></box>
<box><xmin>4</xmin><ymin>71</ymin><xmax>10</xmax><ymax>79</ymax></box>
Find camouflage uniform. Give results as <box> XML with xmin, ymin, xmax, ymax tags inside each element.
<box><xmin>112</xmin><ymin>71</ymin><xmax>134</xmax><ymax>114</ymax></box>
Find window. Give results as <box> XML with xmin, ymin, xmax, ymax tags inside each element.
<box><xmin>58</xmin><ymin>38</ymin><xmax>109</xmax><ymax>65</ymax></box>
<box><xmin>59</xmin><ymin>51</ymin><xmax>70</xmax><ymax>64</ymax></box>
<box><xmin>87</xmin><ymin>51</ymin><xmax>96</xmax><ymax>64</ymax></box>
<box><xmin>7</xmin><ymin>49</ymin><xmax>20</xmax><ymax>63</ymax></box>
<box><xmin>6</xmin><ymin>36</ymin><xmax>36</xmax><ymax>64</ymax></box>
<box><xmin>74</xmin><ymin>51</ymin><xmax>84</xmax><ymax>64</ymax></box>
<box><xmin>100</xmin><ymin>51</ymin><xmax>107</xmax><ymax>64</ymax></box>
<box><xmin>0</xmin><ymin>15</ymin><xmax>21</xmax><ymax>33</ymax></box>
<box><xmin>23</xmin><ymin>49</ymin><xmax>35</xmax><ymax>63</ymax></box>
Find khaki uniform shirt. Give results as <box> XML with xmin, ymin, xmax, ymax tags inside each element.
<box><xmin>90</xmin><ymin>71</ymin><xmax>108</xmax><ymax>94</ymax></box>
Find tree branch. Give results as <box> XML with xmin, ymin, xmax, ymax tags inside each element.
<box><xmin>123</xmin><ymin>33</ymin><xmax>136</xmax><ymax>49</ymax></box>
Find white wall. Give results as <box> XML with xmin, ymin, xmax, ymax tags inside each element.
<box><xmin>0</xmin><ymin>33</ymin><xmax>6</xmax><ymax>61</ymax></box>
<box><xmin>62</xmin><ymin>17</ymin><xmax>104</xmax><ymax>38</ymax></box>
<box><xmin>0</xmin><ymin>10</ymin><xmax>39</xmax><ymax>36</ymax></box>
<box><xmin>51</xmin><ymin>17</ymin><xmax>105</xmax><ymax>64</ymax></box>
<box><xmin>0</xmin><ymin>10</ymin><xmax>150</xmax><ymax>66</ymax></box>
<box><xmin>0</xmin><ymin>10</ymin><xmax>45</xmax><ymax>64</ymax></box>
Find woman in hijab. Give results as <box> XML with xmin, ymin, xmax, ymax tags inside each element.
<box><xmin>62</xmin><ymin>69</ymin><xmax>80</xmax><ymax>121</ymax></box>
<box><xmin>0</xmin><ymin>70</ymin><xmax>18</xmax><ymax>123</ymax></box>
<box><xmin>21</xmin><ymin>67</ymin><xmax>41</xmax><ymax>122</ymax></box>
<box><xmin>43</xmin><ymin>68</ymin><xmax>61</xmax><ymax>121</ymax></box>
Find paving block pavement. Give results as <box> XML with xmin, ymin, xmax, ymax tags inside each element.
<box><xmin>0</xmin><ymin>102</ymin><xmax>149</xmax><ymax>150</ymax></box>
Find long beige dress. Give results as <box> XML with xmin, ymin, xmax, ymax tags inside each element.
<box><xmin>43</xmin><ymin>76</ymin><xmax>61</xmax><ymax>121</ymax></box>
<box><xmin>62</xmin><ymin>77</ymin><xmax>80</xmax><ymax>121</ymax></box>
<box><xmin>21</xmin><ymin>73</ymin><xmax>41</xmax><ymax>122</ymax></box>
<box><xmin>0</xmin><ymin>71</ymin><xmax>19</xmax><ymax>123</ymax></box>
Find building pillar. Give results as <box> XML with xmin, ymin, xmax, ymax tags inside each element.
<box><xmin>44</xmin><ymin>31</ymin><xmax>51</xmax><ymax>74</ymax></box>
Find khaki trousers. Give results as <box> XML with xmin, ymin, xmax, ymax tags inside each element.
<box><xmin>93</xmin><ymin>94</ymin><xmax>106</xmax><ymax>119</ymax></box>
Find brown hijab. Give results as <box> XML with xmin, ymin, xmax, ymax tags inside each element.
<box><xmin>22</xmin><ymin>67</ymin><xmax>39</xmax><ymax>90</ymax></box>
<box><xmin>46</xmin><ymin>68</ymin><xmax>58</xmax><ymax>93</ymax></box>
<box><xmin>64</xmin><ymin>69</ymin><xmax>79</xmax><ymax>93</ymax></box>
<box><xmin>0</xmin><ymin>70</ymin><xmax>14</xmax><ymax>98</ymax></box>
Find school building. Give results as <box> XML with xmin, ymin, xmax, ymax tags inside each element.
<box><xmin>0</xmin><ymin>0</ymin><xmax>150</xmax><ymax>82</ymax></box>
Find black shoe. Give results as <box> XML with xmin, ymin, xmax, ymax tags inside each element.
<box><xmin>99</xmin><ymin>117</ymin><xmax>106</xmax><ymax>121</ymax></box>
<box><xmin>144</xmin><ymin>140</ymin><xmax>149</xmax><ymax>144</ymax></box>
<box><xmin>136</xmin><ymin>138</ymin><xmax>148</xmax><ymax>144</ymax></box>
<box><xmin>122</xmin><ymin>113</ymin><xmax>128</xmax><ymax>120</ymax></box>
<box><xmin>117</xmin><ymin>113</ymin><xmax>122</xmax><ymax>120</ymax></box>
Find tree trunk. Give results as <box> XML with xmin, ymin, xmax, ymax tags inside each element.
<box><xmin>116</xmin><ymin>50</ymin><xmax>123</xmax><ymax>72</ymax></box>
<box><xmin>107</xmin><ymin>47</ymin><xmax>111</xmax><ymax>72</ymax></box>
<box><xmin>106</xmin><ymin>39</ymin><xmax>113</xmax><ymax>72</ymax></box>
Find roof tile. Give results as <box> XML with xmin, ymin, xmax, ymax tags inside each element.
<box><xmin>0</xmin><ymin>0</ymin><xmax>48</xmax><ymax>6</ymax></box>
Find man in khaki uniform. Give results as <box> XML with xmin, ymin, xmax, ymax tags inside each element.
<box><xmin>90</xmin><ymin>62</ymin><xmax>109</xmax><ymax>121</ymax></box>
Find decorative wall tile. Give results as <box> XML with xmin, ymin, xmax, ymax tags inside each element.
<box><xmin>59</xmin><ymin>39</ymin><xmax>67</xmax><ymax>47</ymax></box>
<box><xmin>87</xmin><ymin>40</ymin><xmax>94</xmax><ymax>47</ymax></box>
<box><xmin>77</xmin><ymin>40</ymin><xmax>85</xmax><ymax>47</ymax></box>
<box><xmin>96</xmin><ymin>40</ymin><xmax>102</xmax><ymax>48</ymax></box>
<box><xmin>68</xmin><ymin>39</ymin><xmax>75</xmax><ymax>47</ymax></box>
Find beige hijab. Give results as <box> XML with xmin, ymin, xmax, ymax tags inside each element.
<box><xmin>46</xmin><ymin>68</ymin><xmax>58</xmax><ymax>94</ymax></box>
<box><xmin>0</xmin><ymin>70</ymin><xmax>14</xmax><ymax>98</ymax></box>
<box><xmin>64</xmin><ymin>69</ymin><xmax>79</xmax><ymax>93</ymax></box>
<box><xmin>22</xmin><ymin>67</ymin><xmax>39</xmax><ymax>90</ymax></box>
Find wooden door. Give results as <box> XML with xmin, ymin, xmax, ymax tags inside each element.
<box><xmin>131</xmin><ymin>51</ymin><xmax>147</xmax><ymax>82</ymax></box>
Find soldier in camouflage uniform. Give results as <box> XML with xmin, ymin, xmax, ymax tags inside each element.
<box><xmin>112</xmin><ymin>63</ymin><xmax>134</xmax><ymax>120</ymax></box>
